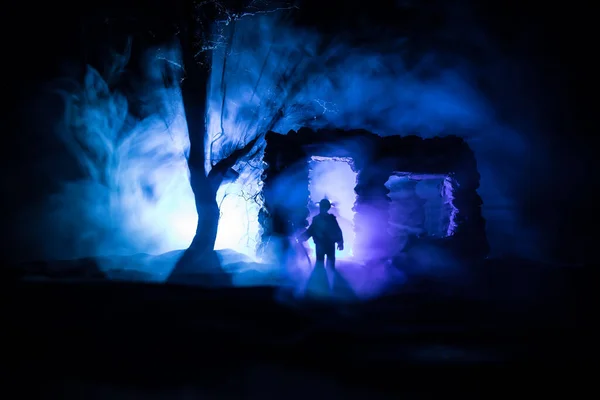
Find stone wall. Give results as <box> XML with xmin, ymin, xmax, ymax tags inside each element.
<box><xmin>258</xmin><ymin>131</ymin><xmax>310</xmax><ymax>259</ymax></box>
<box><xmin>352</xmin><ymin>166</ymin><xmax>391</xmax><ymax>261</ymax></box>
<box><xmin>260</xmin><ymin>128</ymin><xmax>489</xmax><ymax>261</ymax></box>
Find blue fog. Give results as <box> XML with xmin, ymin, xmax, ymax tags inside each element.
<box><xmin>21</xmin><ymin>13</ymin><xmax>541</xmax><ymax>264</ymax></box>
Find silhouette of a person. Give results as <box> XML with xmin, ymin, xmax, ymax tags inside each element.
<box><xmin>301</xmin><ymin>199</ymin><xmax>344</xmax><ymax>269</ymax></box>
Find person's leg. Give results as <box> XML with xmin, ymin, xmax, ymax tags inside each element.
<box><xmin>315</xmin><ymin>245</ymin><xmax>325</xmax><ymax>268</ymax></box>
<box><xmin>326</xmin><ymin>245</ymin><xmax>336</xmax><ymax>269</ymax></box>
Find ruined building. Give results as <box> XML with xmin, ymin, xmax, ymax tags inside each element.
<box><xmin>258</xmin><ymin>128</ymin><xmax>489</xmax><ymax>261</ymax></box>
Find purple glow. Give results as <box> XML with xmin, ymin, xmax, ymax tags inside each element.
<box><xmin>296</xmin><ymin>259</ymin><xmax>407</xmax><ymax>301</ymax></box>
<box><xmin>442</xmin><ymin>176</ymin><xmax>459</xmax><ymax>236</ymax></box>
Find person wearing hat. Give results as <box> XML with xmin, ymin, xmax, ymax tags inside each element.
<box><xmin>300</xmin><ymin>198</ymin><xmax>344</xmax><ymax>269</ymax></box>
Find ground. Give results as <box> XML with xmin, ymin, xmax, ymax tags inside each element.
<box><xmin>3</xmin><ymin>252</ymin><xmax>593</xmax><ymax>397</ymax></box>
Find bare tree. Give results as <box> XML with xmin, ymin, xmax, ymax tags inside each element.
<box><xmin>57</xmin><ymin>0</ymin><xmax>295</xmax><ymax>281</ymax></box>
<box><xmin>168</xmin><ymin>0</ymin><xmax>297</xmax><ymax>284</ymax></box>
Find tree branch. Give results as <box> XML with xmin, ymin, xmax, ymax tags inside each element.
<box><xmin>192</xmin><ymin>0</ymin><xmax>299</xmax><ymax>54</ymax></box>
<box><xmin>207</xmin><ymin>134</ymin><xmax>262</xmax><ymax>192</ymax></box>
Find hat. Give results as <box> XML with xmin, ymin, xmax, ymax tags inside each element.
<box><xmin>319</xmin><ymin>198</ymin><xmax>331</xmax><ymax>210</ymax></box>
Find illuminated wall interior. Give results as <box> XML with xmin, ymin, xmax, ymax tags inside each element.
<box><xmin>386</xmin><ymin>173</ymin><xmax>454</xmax><ymax>253</ymax></box>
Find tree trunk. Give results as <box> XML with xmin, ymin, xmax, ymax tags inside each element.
<box><xmin>167</xmin><ymin>2</ymin><xmax>262</xmax><ymax>286</ymax></box>
<box><xmin>167</xmin><ymin>6</ymin><xmax>230</xmax><ymax>286</ymax></box>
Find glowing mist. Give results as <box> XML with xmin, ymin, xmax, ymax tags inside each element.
<box><xmin>42</xmin><ymin>11</ymin><xmax>538</xmax><ymax>263</ymax></box>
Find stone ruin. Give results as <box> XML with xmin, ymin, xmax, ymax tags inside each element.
<box><xmin>258</xmin><ymin>127</ymin><xmax>489</xmax><ymax>261</ymax></box>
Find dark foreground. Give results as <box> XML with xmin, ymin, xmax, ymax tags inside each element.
<box><xmin>4</xmin><ymin>261</ymin><xmax>594</xmax><ymax>399</ymax></box>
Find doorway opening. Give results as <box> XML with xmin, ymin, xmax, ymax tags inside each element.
<box><xmin>307</xmin><ymin>156</ymin><xmax>357</xmax><ymax>260</ymax></box>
